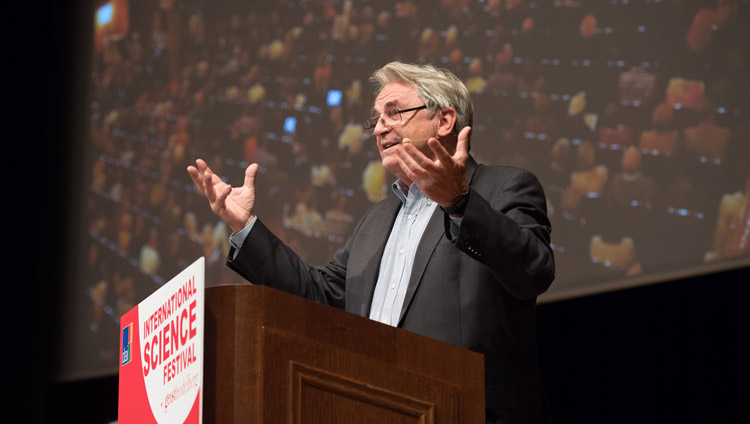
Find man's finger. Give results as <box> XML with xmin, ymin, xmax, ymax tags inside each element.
<box><xmin>396</xmin><ymin>145</ymin><xmax>428</xmax><ymax>174</ymax></box>
<box><xmin>454</xmin><ymin>126</ymin><xmax>471</xmax><ymax>161</ymax></box>
<box><xmin>243</xmin><ymin>163</ymin><xmax>259</xmax><ymax>190</ymax></box>
<box><xmin>196</xmin><ymin>158</ymin><xmax>209</xmax><ymax>173</ymax></box>
<box><xmin>204</xmin><ymin>170</ymin><xmax>218</xmax><ymax>203</ymax></box>
<box><xmin>400</xmin><ymin>142</ymin><xmax>433</xmax><ymax>168</ymax></box>
<box><xmin>396</xmin><ymin>155</ymin><xmax>419</xmax><ymax>182</ymax></box>
<box><xmin>187</xmin><ymin>166</ymin><xmax>205</xmax><ymax>193</ymax></box>
<box><xmin>215</xmin><ymin>183</ymin><xmax>232</xmax><ymax>212</ymax></box>
<box><xmin>197</xmin><ymin>158</ymin><xmax>221</xmax><ymax>184</ymax></box>
<box><xmin>428</xmin><ymin>138</ymin><xmax>453</xmax><ymax>166</ymax></box>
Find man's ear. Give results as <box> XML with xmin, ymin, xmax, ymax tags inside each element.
<box><xmin>436</xmin><ymin>107</ymin><xmax>457</xmax><ymax>137</ymax></box>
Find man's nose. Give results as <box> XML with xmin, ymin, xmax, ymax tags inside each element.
<box><xmin>373</xmin><ymin>118</ymin><xmax>391</xmax><ymax>136</ymax></box>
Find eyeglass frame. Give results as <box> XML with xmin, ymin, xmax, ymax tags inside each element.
<box><xmin>362</xmin><ymin>105</ymin><xmax>427</xmax><ymax>135</ymax></box>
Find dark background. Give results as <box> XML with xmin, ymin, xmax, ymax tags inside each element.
<box><xmin>13</xmin><ymin>1</ymin><xmax>749</xmax><ymax>423</ymax></box>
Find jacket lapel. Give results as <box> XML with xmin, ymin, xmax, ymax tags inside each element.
<box><xmin>354</xmin><ymin>192</ymin><xmax>402</xmax><ymax>317</ymax></box>
<box><xmin>397</xmin><ymin>156</ymin><xmax>480</xmax><ymax>325</ymax></box>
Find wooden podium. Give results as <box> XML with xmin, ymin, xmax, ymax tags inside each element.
<box><xmin>203</xmin><ymin>285</ymin><xmax>485</xmax><ymax>423</ymax></box>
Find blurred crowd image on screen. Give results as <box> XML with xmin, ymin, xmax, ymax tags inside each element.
<box><xmin>80</xmin><ymin>0</ymin><xmax>749</xmax><ymax>370</ymax></box>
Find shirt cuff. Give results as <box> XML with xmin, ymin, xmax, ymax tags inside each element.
<box><xmin>448</xmin><ymin>215</ymin><xmax>463</xmax><ymax>239</ymax></box>
<box><xmin>228</xmin><ymin>217</ymin><xmax>257</xmax><ymax>260</ymax></box>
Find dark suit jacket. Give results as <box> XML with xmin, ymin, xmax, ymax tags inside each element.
<box><xmin>227</xmin><ymin>156</ymin><xmax>555</xmax><ymax>423</ymax></box>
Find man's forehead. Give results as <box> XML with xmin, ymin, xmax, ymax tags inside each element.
<box><xmin>373</xmin><ymin>82</ymin><xmax>419</xmax><ymax>111</ymax></box>
<box><xmin>370</xmin><ymin>100</ymin><xmax>399</xmax><ymax>115</ymax></box>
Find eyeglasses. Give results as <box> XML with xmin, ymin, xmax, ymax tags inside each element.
<box><xmin>363</xmin><ymin>105</ymin><xmax>427</xmax><ymax>135</ymax></box>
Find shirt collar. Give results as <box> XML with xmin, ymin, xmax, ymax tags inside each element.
<box><xmin>391</xmin><ymin>180</ymin><xmax>427</xmax><ymax>204</ymax></box>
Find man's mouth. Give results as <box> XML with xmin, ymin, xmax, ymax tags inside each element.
<box><xmin>381</xmin><ymin>139</ymin><xmax>402</xmax><ymax>150</ymax></box>
<box><xmin>381</xmin><ymin>137</ymin><xmax>422</xmax><ymax>151</ymax></box>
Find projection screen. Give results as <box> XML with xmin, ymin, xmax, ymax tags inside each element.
<box><xmin>60</xmin><ymin>0</ymin><xmax>749</xmax><ymax>379</ymax></box>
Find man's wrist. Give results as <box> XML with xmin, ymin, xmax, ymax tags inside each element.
<box><xmin>441</xmin><ymin>191</ymin><xmax>470</xmax><ymax>217</ymax></box>
<box><xmin>230</xmin><ymin>214</ymin><xmax>256</xmax><ymax>235</ymax></box>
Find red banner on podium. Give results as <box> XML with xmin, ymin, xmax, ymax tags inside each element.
<box><xmin>119</xmin><ymin>257</ymin><xmax>205</xmax><ymax>423</ymax></box>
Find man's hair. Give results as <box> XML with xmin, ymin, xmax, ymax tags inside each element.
<box><xmin>370</xmin><ymin>62</ymin><xmax>473</xmax><ymax>140</ymax></box>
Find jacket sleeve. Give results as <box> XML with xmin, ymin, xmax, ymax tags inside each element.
<box><xmin>450</xmin><ymin>167</ymin><xmax>555</xmax><ymax>301</ymax></box>
<box><xmin>225</xmin><ymin>217</ymin><xmax>355</xmax><ymax>309</ymax></box>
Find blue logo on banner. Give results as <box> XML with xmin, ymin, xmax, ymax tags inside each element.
<box><xmin>121</xmin><ymin>323</ymin><xmax>132</xmax><ymax>366</ymax></box>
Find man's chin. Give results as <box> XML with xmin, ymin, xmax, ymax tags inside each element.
<box><xmin>380</xmin><ymin>158</ymin><xmax>402</xmax><ymax>179</ymax></box>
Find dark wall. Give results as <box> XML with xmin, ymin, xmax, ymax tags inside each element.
<box><xmin>12</xmin><ymin>0</ymin><xmax>89</xmax><ymax>422</ymax></box>
<box><xmin>538</xmin><ymin>265</ymin><xmax>749</xmax><ymax>424</ymax></box>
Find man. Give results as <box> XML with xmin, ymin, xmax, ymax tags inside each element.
<box><xmin>188</xmin><ymin>62</ymin><xmax>554</xmax><ymax>423</ymax></box>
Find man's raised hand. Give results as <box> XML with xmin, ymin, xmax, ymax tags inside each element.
<box><xmin>396</xmin><ymin>126</ymin><xmax>471</xmax><ymax>207</ymax></box>
<box><xmin>187</xmin><ymin>159</ymin><xmax>259</xmax><ymax>234</ymax></box>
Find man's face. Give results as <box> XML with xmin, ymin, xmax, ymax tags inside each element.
<box><xmin>372</xmin><ymin>82</ymin><xmax>439</xmax><ymax>179</ymax></box>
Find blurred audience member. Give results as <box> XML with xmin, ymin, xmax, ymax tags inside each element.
<box><xmin>597</xmin><ymin>102</ymin><xmax>634</xmax><ymax>147</ymax></box>
<box><xmin>139</xmin><ymin>227</ymin><xmax>161</xmax><ymax>275</ymax></box>
<box><xmin>589</xmin><ymin>235</ymin><xmax>642</xmax><ymax>276</ymax></box>
<box><xmin>604</xmin><ymin>146</ymin><xmax>657</xmax><ymax>207</ymax></box>
<box><xmin>324</xmin><ymin>192</ymin><xmax>355</xmax><ymax>239</ymax></box>
<box><xmin>707</xmin><ymin>176</ymin><xmax>750</xmax><ymax>260</ymax></box>
<box><xmin>286</xmin><ymin>186</ymin><xmax>324</xmax><ymax>236</ymax></box>
<box><xmin>562</xmin><ymin>141</ymin><xmax>609</xmax><ymax>214</ymax></box>
<box><xmin>684</xmin><ymin>108</ymin><xmax>730</xmax><ymax>160</ymax></box>
<box><xmin>639</xmin><ymin>103</ymin><xmax>680</xmax><ymax>156</ymax></box>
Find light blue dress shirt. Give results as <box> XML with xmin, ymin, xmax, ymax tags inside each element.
<box><xmin>368</xmin><ymin>181</ymin><xmax>438</xmax><ymax>326</ymax></box>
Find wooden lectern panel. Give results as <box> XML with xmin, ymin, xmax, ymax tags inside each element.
<box><xmin>204</xmin><ymin>284</ymin><xmax>484</xmax><ymax>423</ymax></box>
<box><xmin>264</xmin><ymin>327</ymin><xmax>458</xmax><ymax>423</ymax></box>
<box><xmin>292</xmin><ymin>362</ymin><xmax>438</xmax><ymax>423</ymax></box>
